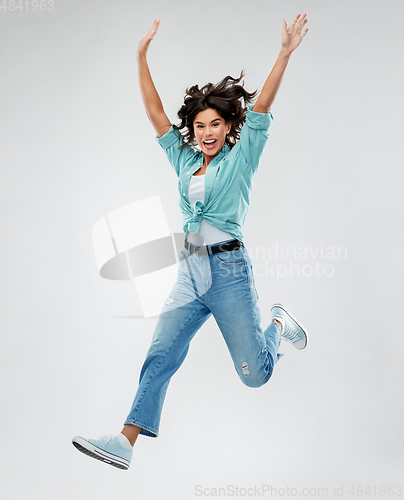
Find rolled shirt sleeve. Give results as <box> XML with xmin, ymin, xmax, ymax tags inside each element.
<box><xmin>156</xmin><ymin>126</ymin><xmax>196</xmax><ymax>177</ymax></box>
<box><xmin>239</xmin><ymin>105</ymin><xmax>274</xmax><ymax>174</ymax></box>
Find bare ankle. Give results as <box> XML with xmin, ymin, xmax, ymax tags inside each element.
<box><xmin>271</xmin><ymin>318</ymin><xmax>283</xmax><ymax>333</ymax></box>
<box><xmin>121</xmin><ymin>424</ymin><xmax>142</xmax><ymax>447</ymax></box>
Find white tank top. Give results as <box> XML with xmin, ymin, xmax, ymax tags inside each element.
<box><xmin>188</xmin><ymin>174</ymin><xmax>234</xmax><ymax>245</ymax></box>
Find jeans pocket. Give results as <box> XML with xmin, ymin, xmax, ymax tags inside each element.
<box><xmin>214</xmin><ymin>249</ymin><xmax>245</xmax><ymax>266</ymax></box>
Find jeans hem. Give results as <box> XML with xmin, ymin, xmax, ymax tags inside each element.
<box><xmin>123</xmin><ymin>420</ymin><xmax>158</xmax><ymax>438</ymax></box>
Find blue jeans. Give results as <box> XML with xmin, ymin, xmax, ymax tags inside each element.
<box><xmin>124</xmin><ymin>238</ymin><xmax>283</xmax><ymax>437</ymax></box>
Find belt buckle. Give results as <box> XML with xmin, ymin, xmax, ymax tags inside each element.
<box><xmin>193</xmin><ymin>244</ymin><xmax>209</xmax><ymax>257</ymax></box>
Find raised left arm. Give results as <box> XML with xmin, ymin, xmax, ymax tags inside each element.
<box><xmin>252</xmin><ymin>13</ymin><xmax>309</xmax><ymax>114</ymax></box>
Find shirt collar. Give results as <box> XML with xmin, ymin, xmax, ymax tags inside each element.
<box><xmin>198</xmin><ymin>143</ymin><xmax>230</xmax><ymax>166</ymax></box>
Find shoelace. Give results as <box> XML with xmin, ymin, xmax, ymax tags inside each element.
<box><xmin>96</xmin><ymin>434</ymin><xmax>114</xmax><ymax>444</ymax></box>
<box><xmin>281</xmin><ymin>328</ymin><xmax>300</xmax><ymax>343</ymax></box>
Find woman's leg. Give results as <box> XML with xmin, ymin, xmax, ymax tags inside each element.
<box><xmin>123</xmin><ymin>249</ymin><xmax>212</xmax><ymax>439</ymax></box>
<box><xmin>205</xmin><ymin>244</ymin><xmax>283</xmax><ymax>387</ymax></box>
<box><xmin>72</xmin><ymin>248</ymin><xmax>212</xmax><ymax>468</ymax></box>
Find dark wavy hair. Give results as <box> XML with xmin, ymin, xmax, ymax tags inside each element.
<box><xmin>173</xmin><ymin>70</ymin><xmax>258</xmax><ymax>150</ymax></box>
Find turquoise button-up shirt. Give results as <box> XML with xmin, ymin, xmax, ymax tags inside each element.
<box><xmin>156</xmin><ymin>105</ymin><xmax>274</xmax><ymax>243</ymax></box>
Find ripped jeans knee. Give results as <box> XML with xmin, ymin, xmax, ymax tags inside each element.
<box><xmin>238</xmin><ymin>360</ymin><xmax>270</xmax><ymax>388</ymax></box>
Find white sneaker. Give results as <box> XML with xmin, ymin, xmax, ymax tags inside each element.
<box><xmin>72</xmin><ymin>434</ymin><xmax>132</xmax><ymax>470</ymax></box>
<box><xmin>271</xmin><ymin>303</ymin><xmax>308</xmax><ymax>350</ymax></box>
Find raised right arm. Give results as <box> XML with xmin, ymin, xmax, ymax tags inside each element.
<box><xmin>137</xmin><ymin>20</ymin><xmax>172</xmax><ymax>138</ymax></box>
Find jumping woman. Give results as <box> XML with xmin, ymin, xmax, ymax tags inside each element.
<box><xmin>73</xmin><ymin>14</ymin><xmax>310</xmax><ymax>470</ymax></box>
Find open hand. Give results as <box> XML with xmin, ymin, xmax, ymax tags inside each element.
<box><xmin>282</xmin><ymin>14</ymin><xmax>309</xmax><ymax>55</ymax></box>
<box><xmin>137</xmin><ymin>20</ymin><xmax>161</xmax><ymax>59</ymax></box>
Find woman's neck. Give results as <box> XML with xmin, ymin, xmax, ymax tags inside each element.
<box><xmin>202</xmin><ymin>152</ymin><xmax>219</xmax><ymax>168</ymax></box>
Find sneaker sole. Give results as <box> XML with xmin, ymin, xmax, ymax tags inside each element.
<box><xmin>271</xmin><ymin>303</ymin><xmax>308</xmax><ymax>349</ymax></box>
<box><xmin>72</xmin><ymin>436</ymin><xmax>130</xmax><ymax>470</ymax></box>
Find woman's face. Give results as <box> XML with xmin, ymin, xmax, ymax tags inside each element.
<box><xmin>193</xmin><ymin>108</ymin><xmax>231</xmax><ymax>160</ymax></box>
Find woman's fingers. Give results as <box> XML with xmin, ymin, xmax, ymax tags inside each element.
<box><xmin>137</xmin><ymin>20</ymin><xmax>161</xmax><ymax>58</ymax></box>
<box><xmin>296</xmin><ymin>15</ymin><xmax>308</xmax><ymax>37</ymax></box>
<box><xmin>291</xmin><ymin>13</ymin><xmax>307</xmax><ymax>32</ymax></box>
<box><xmin>141</xmin><ymin>20</ymin><xmax>160</xmax><ymax>44</ymax></box>
<box><xmin>282</xmin><ymin>14</ymin><xmax>309</xmax><ymax>53</ymax></box>
<box><xmin>148</xmin><ymin>19</ymin><xmax>160</xmax><ymax>39</ymax></box>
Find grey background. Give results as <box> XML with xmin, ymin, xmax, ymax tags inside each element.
<box><xmin>1</xmin><ymin>0</ymin><xmax>403</xmax><ymax>498</ymax></box>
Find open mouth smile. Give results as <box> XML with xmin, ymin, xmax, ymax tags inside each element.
<box><xmin>203</xmin><ymin>139</ymin><xmax>217</xmax><ymax>149</ymax></box>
